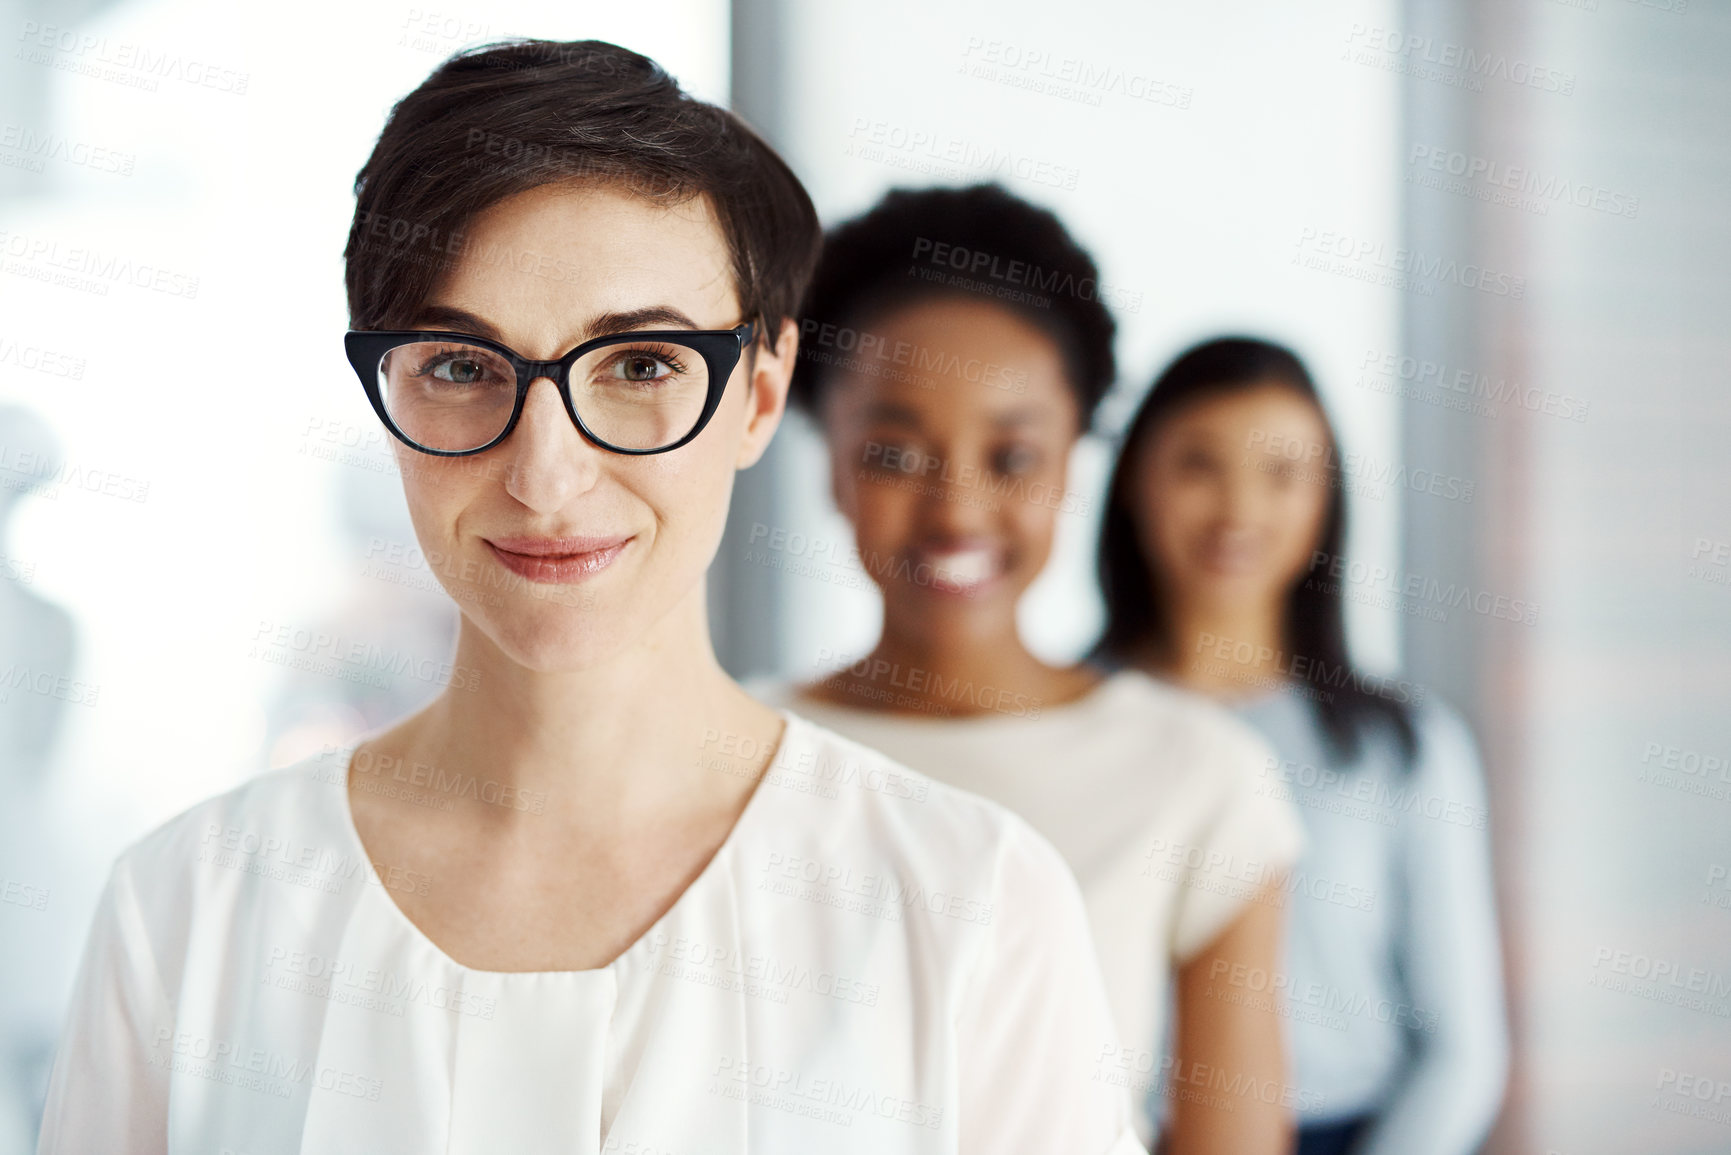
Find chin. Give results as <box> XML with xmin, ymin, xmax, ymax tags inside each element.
<box><xmin>1197</xmin><ymin>565</ymin><xmax>1268</xmax><ymax>585</ymax></box>
<box><xmin>467</xmin><ymin>600</ymin><xmax>635</xmax><ymax>673</ymax></box>
<box><xmin>909</xmin><ymin>577</ymin><xmax>1018</xmax><ymax>623</ymax></box>
<box><xmin>1189</xmin><ymin>570</ymin><xmax>1280</xmax><ymax>608</ymax></box>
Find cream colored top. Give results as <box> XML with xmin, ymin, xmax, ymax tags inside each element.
<box><xmin>749</xmin><ymin>670</ymin><xmax>1307</xmax><ymax>1142</ymax></box>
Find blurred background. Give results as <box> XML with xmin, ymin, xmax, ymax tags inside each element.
<box><xmin>0</xmin><ymin>0</ymin><xmax>1725</xmax><ymax>1151</ymax></box>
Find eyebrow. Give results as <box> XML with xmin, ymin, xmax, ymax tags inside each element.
<box><xmin>988</xmin><ymin>406</ymin><xmax>1050</xmax><ymax>428</ymax></box>
<box><xmin>860</xmin><ymin>401</ymin><xmax>1056</xmax><ymax>429</ymax></box>
<box><xmin>407</xmin><ymin>304</ymin><xmax>706</xmax><ymax>345</ymax></box>
<box><xmin>862</xmin><ymin>400</ymin><xmax>924</xmax><ymax>427</ymax></box>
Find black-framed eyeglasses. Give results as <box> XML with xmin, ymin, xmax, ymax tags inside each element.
<box><xmin>343</xmin><ymin>321</ymin><xmax>757</xmax><ymax>456</ymax></box>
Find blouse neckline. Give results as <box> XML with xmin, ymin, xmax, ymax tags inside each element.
<box><xmin>1134</xmin><ymin>665</ymin><xmax>1292</xmax><ymax>712</ymax></box>
<box><xmin>785</xmin><ymin>665</ymin><xmax>1144</xmax><ymax>731</ymax></box>
<box><xmin>328</xmin><ymin>707</ymin><xmax>802</xmax><ymax>980</ymax></box>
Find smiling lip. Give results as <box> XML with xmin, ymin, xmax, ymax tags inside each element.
<box><xmin>485</xmin><ymin>535</ymin><xmax>632</xmax><ymax>584</ymax></box>
<box><xmin>1197</xmin><ymin>538</ymin><xmax>1263</xmax><ymax>576</ymax></box>
<box><xmin>914</xmin><ymin>542</ymin><xmax>1003</xmax><ymax>597</ymax></box>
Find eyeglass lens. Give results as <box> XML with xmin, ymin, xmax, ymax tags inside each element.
<box><xmin>376</xmin><ymin>336</ymin><xmax>713</xmax><ymax>452</ymax></box>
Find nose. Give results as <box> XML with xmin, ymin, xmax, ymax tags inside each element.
<box><xmin>1219</xmin><ymin>466</ymin><xmax>1266</xmax><ymax>528</ymax></box>
<box><xmin>918</xmin><ymin>452</ymin><xmax>995</xmax><ymax>539</ymax></box>
<box><xmin>500</xmin><ymin>375</ymin><xmax>602</xmax><ymax>512</ymax></box>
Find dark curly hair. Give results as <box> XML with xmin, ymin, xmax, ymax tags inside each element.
<box><xmin>788</xmin><ymin>183</ymin><xmax>1116</xmax><ymax>424</ymax></box>
<box><xmin>344</xmin><ymin>38</ymin><xmax>821</xmax><ymax>338</ymax></box>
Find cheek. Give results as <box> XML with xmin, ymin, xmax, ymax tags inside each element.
<box><xmin>1144</xmin><ymin>474</ymin><xmax>1214</xmax><ymax>553</ymax></box>
<box><xmin>1280</xmin><ymin>483</ymin><xmax>1330</xmax><ymax>539</ymax></box>
<box><xmin>1268</xmin><ymin>486</ymin><xmax>1330</xmax><ymax>568</ymax></box>
<box><xmin>848</xmin><ymin>475</ymin><xmax>916</xmax><ymax>554</ymax></box>
<box><xmin>1005</xmin><ymin>493</ymin><xmax>1060</xmax><ymax>565</ymax></box>
<box><xmin>644</xmin><ymin>444</ymin><xmax>733</xmax><ymax>549</ymax></box>
<box><xmin>394</xmin><ymin>448</ymin><xmax>481</xmax><ymax>541</ymax></box>
<box><xmin>829</xmin><ymin>440</ymin><xmax>866</xmax><ymax>516</ymax></box>
<box><xmin>1002</xmin><ymin>444</ymin><xmax>1074</xmax><ymax>556</ymax></box>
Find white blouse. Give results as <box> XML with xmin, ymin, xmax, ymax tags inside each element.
<box><xmin>36</xmin><ymin>709</ymin><xmax>1145</xmax><ymax>1155</ymax></box>
<box><xmin>748</xmin><ymin>671</ymin><xmax>1307</xmax><ymax>1144</ymax></box>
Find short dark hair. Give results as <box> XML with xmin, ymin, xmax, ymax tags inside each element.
<box><xmin>788</xmin><ymin>183</ymin><xmax>1116</xmax><ymax>424</ymax></box>
<box><xmin>343</xmin><ymin>39</ymin><xmax>821</xmax><ymax>337</ymax></box>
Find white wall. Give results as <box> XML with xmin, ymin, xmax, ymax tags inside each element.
<box><xmin>750</xmin><ymin>0</ymin><xmax>1405</xmax><ymax>680</ymax></box>
<box><xmin>1393</xmin><ymin>3</ymin><xmax>1731</xmax><ymax>1152</ymax></box>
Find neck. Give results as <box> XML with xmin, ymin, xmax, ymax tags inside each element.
<box><xmin>1148</xmin><ymin>593</ymin><xmax>1288</xmax><ymax>701</ymax></box>
<box><xmin>383</xmin><ymin>578</ymin><xmax>773</xmax><ymax>824</ymax></box>
<box><xmin>820</xmin><ymin>599</ymin><xmax>1064</xmax><ymax>718</ymax></box>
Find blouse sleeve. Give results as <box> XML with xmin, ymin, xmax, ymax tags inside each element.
<box><xmin>954</xmin><ymin>813</ymin><xmax>1148</xmax><ymax>1155</ymax></box>
<box><xmin>1169</xmin><ymin>721</ymin><xmax>1308</xmax><ymax>962</ymax></box>
<box><xmin>35</xmin><ymin>856</ymin><xmax>172</xmax><ymax>1155</ymax></box>
<box><xmin>1354</xmin><ymin>701</ymin><xmax>1509</xmax><ymax>1155</ymax></box>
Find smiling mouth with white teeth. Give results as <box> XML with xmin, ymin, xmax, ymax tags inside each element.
<box><xmin>918</xmin><ymin>545</ymin><xmax>1002</xmax><ymax>594</ymax></box>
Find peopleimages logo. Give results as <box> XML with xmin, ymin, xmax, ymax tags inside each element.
<box><xmin>709</xmin><ymin>1056</ymin><xmax>944</xmax><ymax>1130</ymax></box>
<box><xmin>845</xmin><ymin>118</ymin><xmax>1081</xmax><ymax>191</ymax></box>
<box><xmin>1260</xmin><ymin>754</ymin><xmax>1490</xmax><ymax>831</ymax></box>
<box><xmin>0</xmin><ymin>334</ymin><xmax>86</xmax><ymax>379</ymax></box>
<box><xmin>1305</xmin><ymin>550</ymin><xmax>1538</xmax><ymax>627</ymax></box>
<box><xmin>0</xmin><ymin>124</ymin><xmax>135</xmax><ymax>175</ymax></box>
<box><xmin>956</xmin><ymin>37</ymin><xmax>1194</xmax><ymax>110</ymax></box>
<box><xmin>1408</xmin><ymin>144</ymin><xmax>1639</xmax><ymax>219</ymax></box>
<box><xmin>1342</xmin><ymin>23</ymin><xmax>1576</xmax><ymax>95</ymax></box>
<box><xmin>1245</xmin><ymin>429</ymin><xmax>1477</xmax><ymax>504</ymax></box>
<box><xmin>798</xmin><ymin>316</ymin><xmax>1028</xmax><ymax>393</ymax></box>
<box><xmin>1193</xmin><ymin>631</ymin><xmax>1427</xmax><ymax>706</ymax></box>
<box><xmin>1356</xmin><ymin>348</ymin><xmax>1591</xmax><ymax>423</ymax></box>
<box><xmin>907</xmin><ymin>236</ymin><xmax>1143</xmax><ymax>312</ymax></box>
<box><xmin>1293</xmin><ymin>227</ymin><xmax>1526</xmax><ymax>299</ymax></box>
<box><xmin>860</xmin><ymin>440</ymin><xmax>1091</xmax><ymax>514</ymax></box>
<box><xmin>15</xmin><ymin>22</ymin><xmax>250</xmax><ymax>94</ymax></box>
<box><xmin>0</xmin><ymin>228</ymin><xmax>199</xmax><ymax>299</ymax></box>
<box><xmin>758</xmin><ymin>851</ymin><xmax>994</xmax><ymax>926</ymax></box>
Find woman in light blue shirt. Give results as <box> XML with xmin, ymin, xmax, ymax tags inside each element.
<box><xmin>1089</xmin><ymin>337</ymin><xmax>1509</xmax><ymax>1155</ymax></box>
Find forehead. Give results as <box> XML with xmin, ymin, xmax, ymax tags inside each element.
<box><xmin>426</xmin><ymin>181</ymin><xmax>738</xmax><ymax>347</ymax></box>
<box><xmin>826</xmin><ymin>296</ymin><xmax>1075</xmax><ymax>427</ymax></box>
<box><xmin>1163</xmin><ymin>382</ymin><xmax>1329</xmax><ymax>449</ymax></box>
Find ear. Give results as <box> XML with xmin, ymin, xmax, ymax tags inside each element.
<box><xmin>734</xmin><ymin>317</ymin><xmax>798</xmax><ymax>471</ymax></box>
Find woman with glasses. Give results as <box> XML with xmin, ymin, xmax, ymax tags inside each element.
<box><xmin>751</xmin><ymin>185</ymin><xmax>1307</xmax><ymax>1155</ymax></box>
<box><xmin>35</xmin><ymin>41</ymin><xmax>1143</xmax><ymax>1155</ymax></box>
<box><xmin>1091</xmin><ymin>337</ymin><xmax>1509</xmax><ymax>1155</ymax></box>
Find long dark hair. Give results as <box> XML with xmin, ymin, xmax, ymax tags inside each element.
<box><xmin>1090</xmin><ymin>336</ymin><xmax>1417</xmax><ymax>768</ymax></box>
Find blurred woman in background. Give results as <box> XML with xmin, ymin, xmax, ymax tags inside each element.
<box><xmin>1091</xmin><ymin>337</ymin><xmax>1509</xmax><ymax>1155</ymax></box>
<box><xmin>752</xmin><ymin>184</ymin><xmax>1305</xmax><ymax>1155</ymax></box>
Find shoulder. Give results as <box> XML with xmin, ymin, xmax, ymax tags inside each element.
<box><xmin>114</xmin><ymin>752</ymin><xmax>349</xmax><ymax>880</ymax></box>
<box><xmin>1409</xmin><ymin>692</ymin><xmax>1475</xmax><ymax>749</ymax></box>
<box><xmin>1098</xmin><ymin>669</ymin><xmax>1281</xmax><ymax>784</ymax></box>
<box><xmin>101</xmin><ymin>752</ymin><xmax>358</xmax><ymax>963</ymax></box>
<box><xmin>1405</xmin><ymin>692</ymin><xmax>1490</xmax><ymax>795</ymax></box>
<box><xmin>741</xmin><ymin>674</ymin><xmax>796</xmax><ymax>709</ymax></box>
<box><xmin>1091</xmin><ymin>674</ymin><xmax>1308</xmax><ymax>879</ymax></box>
<box><xmin>767</xmin><ymin>710</ymin><xmax>1081</xmax><ymax>913</ymax></box>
